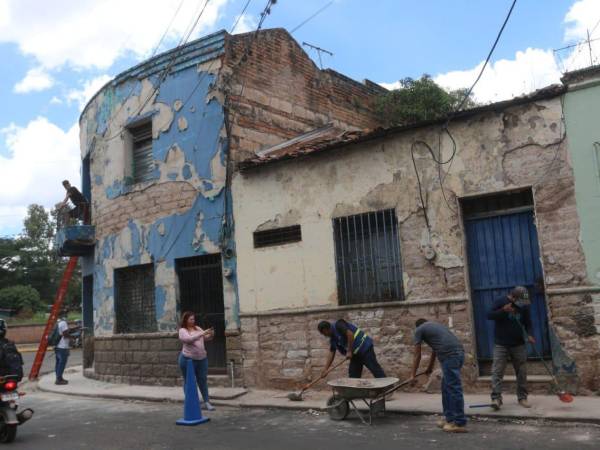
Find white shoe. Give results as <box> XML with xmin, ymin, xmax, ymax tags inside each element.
<box><xmin>203</xmin><ymin>402</ymin><xmax>215</xmax><ymax>411</ymax></box>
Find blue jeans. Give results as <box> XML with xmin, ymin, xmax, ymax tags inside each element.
<box><xmin>441</xmin><ymin>353</ymin><xmax>466</xmax><ymax>426</ymax></box>
<box><xmin>178</xmin><ymin>354</ymin><xmax>210</xmax><ymax>403</ymax></box>
<box><xmin>55</xmin><ymin>348</ymin><xmax>70</xmax><ymax>380</ymax></box>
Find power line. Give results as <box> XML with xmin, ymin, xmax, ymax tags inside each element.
<box><xmin>230</xmin><ymin>0</ymin><xmax>253</xmax><ymax>34</ymax></box>
<box><xmin>411</xmin><ymin>0</ymin><xmax>518</xmax><ymax>230</ymax></box>
<box><xmin>290</xmin><ymin>1</ymin><xmax>334</xmax><ymax>34</ymax></box>
<box><xmin>99</xmin><ymin>0</ymin><xmax>188</xmax><ymax>141</ymax></box>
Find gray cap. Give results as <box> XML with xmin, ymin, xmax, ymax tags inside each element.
<box><xmin>510</xmin><ymin>286</ymin><xmax>528</xmax><ymax>299</ymax></box>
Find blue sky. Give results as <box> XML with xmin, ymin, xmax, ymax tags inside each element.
<box><xmin>1</xmin><ymin>0</ymin><xmax>599</xmax><ymax>237</ymax></box>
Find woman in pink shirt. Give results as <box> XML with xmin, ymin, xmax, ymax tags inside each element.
<box><xmin>178</xmin><ymin>311</ymin><xmax>215</xmax><ymax>411</ymax></box>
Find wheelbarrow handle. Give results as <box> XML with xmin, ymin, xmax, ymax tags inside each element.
<box><xmin>301</xmin><ymin>358</ymin><xmax>347</xmax><ymax>393</ymax></box>
<box><xmin>380</xmin><ymin>370</ymin><xmax>429</xmax><ymax>398</ymax></box>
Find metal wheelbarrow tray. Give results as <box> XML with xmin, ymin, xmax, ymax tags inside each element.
<box><xmin>326</xmin><ymin>377</ymin><xmax>399</xmax><ymax>425</ymax></box>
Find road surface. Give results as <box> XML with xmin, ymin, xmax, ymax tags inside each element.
<box><xmin>8</xmin><ymin>391</ymin><xmax>600</xmax><ymax>450</ymax></box>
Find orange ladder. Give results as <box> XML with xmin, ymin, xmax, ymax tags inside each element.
<box><xmin>28</xmin><ymin>256</ymin><xmax>79</xmax><ymax>381</ymax></box>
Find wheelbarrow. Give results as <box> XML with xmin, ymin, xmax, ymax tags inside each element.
<box><xmin>325</xmin><ymin>373</ymin><xmax>426</xmax><ymax>425</ymax></box>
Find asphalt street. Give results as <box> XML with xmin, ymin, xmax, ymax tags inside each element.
<box><xmin>21</xmin><ymin>349</ymin><xmax>82</xmax><ymax>378</ymax></box>
<box><xmin>7</xmin><ymin>391</ymin><xmax>600</xmax><ymax>450</ymax></box>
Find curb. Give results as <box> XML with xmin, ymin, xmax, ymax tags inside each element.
<box><xmin>34</xmin><ymin>384</ymin><xmax>600</xmax><ymax>425</ymax></box>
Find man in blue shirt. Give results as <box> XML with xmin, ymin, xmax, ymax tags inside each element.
<box><xmin>317</xmin><ymin>319</ymin><xmax>386</xmax><ymax>378</ymax></box>
<box><xmin>487</xmin><ymin>286</ymin><xmax>535</xmax><ymax>409</ymax></box>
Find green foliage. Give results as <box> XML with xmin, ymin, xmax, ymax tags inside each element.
<box><xmin>0</xmin><ymin>285</ymin><xmax>42</xmax><ymax>313</ymax></box>
<box><xmin>0</xmin><ymin>204</ymin><xmax>81</xmax><ymax>312</ymax></box>
<box><xmin>374</xmin><ymin>75</ymin><xmax>478</xmax><ymax>127</ymax></box>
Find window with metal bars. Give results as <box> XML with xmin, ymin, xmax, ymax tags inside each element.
<box><xmin>129</xmin><ymin>121</ymin><xmax>154</xmax><ymax>184</ymax></box>
<box><xmin>114</xmin><ymin>264</ymin><xmax>157</xmax><ymax>334</ymax></box>
<box><xmin>333</xmin><ymin>209</ymin><xmax>404</xmax><ymax>305</ymax></box>
<box><xmin>253</xmin><ymin>225</ymin><xmax>302</xmax><ymax>248</ymax></box>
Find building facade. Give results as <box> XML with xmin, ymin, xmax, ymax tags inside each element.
<box><xmin>233</xmin><ymin>86</ymin><xmax>600</xmax><ymax>393</ymax></box>
<box><xmin>64</xmin><ymin>28</ymin><xmax>383</xmax><ymax>384</ymax></box>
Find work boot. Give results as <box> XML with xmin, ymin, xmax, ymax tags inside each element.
<box><xmin>437</xmin><ymin>419</ymin><xmax>450</xmax><ymax>429</ymax></box>
<box><xmin>443</xmin><ymin>423</ymin><xmax>468</xmax><ymax>433</ymax></box>
<box><xmin>491</xmin><ymin>397</ymin><xmax>502</xmax><ymax>410</ymax></box>
<box><xmin>55</xmin><ymin>379</ymin><xmax>68</xmax><ymax>385</ymax></box>
<box><xmin>518</xmin><ymin>399</ymin><xmax>532</xmax><ymax>408</ymax></box>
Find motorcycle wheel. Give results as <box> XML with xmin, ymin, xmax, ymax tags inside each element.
<box><xmin>0</xmin><ymin>421</ymin><xmax>17</xmax><ymax>443</ymax></box>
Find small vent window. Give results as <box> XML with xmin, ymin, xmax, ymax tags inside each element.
<box><xmin>254</xmin><ymin>225</ymin><xmax>302</xmax><ymax>248</ymax></box>
<box><xmin>115</xmin><ymin>264</ymin><xmax>157</xmax><ymax>334</ymax></box>
<box><xmin>130</xmin><ymin>122</ymin><xmax>154</xmax><ymax>184</ymax></box>
<box><xmin>462</xmin><ymin>189</ymin><xmax>533</xmax><ymax>219</ymax></box>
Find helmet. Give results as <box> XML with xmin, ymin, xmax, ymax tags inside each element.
<box><xmin>0</xmin><ymin>319</ymin><xmax>6</xmax><ymax>339</ymax></box>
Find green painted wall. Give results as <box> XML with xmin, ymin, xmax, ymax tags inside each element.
<box><xmin>563</xmin><ymin>82</ymin><xmax>600</xmax><ymax>285</ymax></box>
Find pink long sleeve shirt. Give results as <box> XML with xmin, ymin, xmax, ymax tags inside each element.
<box><xmin>178</xmin><ymin>327</ymin><xmax>208</xmax><ymax>360</ymax></box>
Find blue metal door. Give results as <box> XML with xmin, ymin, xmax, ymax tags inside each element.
<box><xmin>465</xmin><ymin>210</ymin><xmax>551</xmax><ymax>361</ymax></box>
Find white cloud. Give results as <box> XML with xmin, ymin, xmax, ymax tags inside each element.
<box><xmin>379</xmin><ymin>81</ymin><xmax>401</xmax><ymax>91</ymax></box>
<box><xmin>13</xmin><ymin>67</ymin><xmax>54</xmax><ymax>93</ymax></box>
<box><xmin>0</xmin><ymin>0</ymin><xmax>229</xmax><ymax>70</ymax></box>
<box><xmin>66</xmin><ymin>75</ymin><xmax>113</xmax><ymax>110</ymax></box>
<box><xmin>564</xmin><ymin>0</ymin><xmax>600</xmax><ymax>42</ymax></box>
<box><xmin>232</xmin><ymin>13</ymin><xmax>257</xmax><ymax>34</ymax></box>
<box><xmin>50</xmin><ymin>96</ymin><xmax>63</xmax><ymax>105</ymax></box>
<box><xmin>434</xmin><ymin>48</ymin><xmax>562</xmax><ymax>104</ymax></box>
<box><xmin>0</xmin><ymin>118</ymin><xmax>79</xmax><ymax>236</ymax></box>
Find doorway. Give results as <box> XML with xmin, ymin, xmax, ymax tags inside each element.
<box><xmin>462</xmin><ymin>189</ymin><xmax>551</xmax><ymax>374</ymax></box>
<box><xmin>176</xmin><ymin>254</ymin><xmax>226</xmax><ymax>373</ymax></box>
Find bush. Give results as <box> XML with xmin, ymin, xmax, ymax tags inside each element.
<box><xmin>0</xmin><ymin>285</ymin><xmax>42</xmax><ymax>313</ymax></box>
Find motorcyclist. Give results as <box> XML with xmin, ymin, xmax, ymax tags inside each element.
<box><xmin>0</xmin><ymin>319</ymin><xmax>33</xmax><ymax>425</ymax></box>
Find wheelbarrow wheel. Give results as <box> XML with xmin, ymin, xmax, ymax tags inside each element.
<box><xmin>326</xmin><ymin>395</ymin><xmax>349</xmax><ymax>421</ymax></box>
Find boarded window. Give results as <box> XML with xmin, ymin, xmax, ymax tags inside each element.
<box><xmin>333</xmin><ymin>209</ymin><xmax>403</xmax><ymax>305</ymax></box>
<box><xmin>115</xmin><ymin>264</ymin><xmax>157</xmax><ymax>334</ymax></box>
<box><xmin>130</xmin><ymin>121</ymin><xmax>154</xmax><ymax>184</ymax></box>
<box><xmin>254</xmin><ymin>225</ymin><xmax>302</xmax><ymax>248</ymax></box>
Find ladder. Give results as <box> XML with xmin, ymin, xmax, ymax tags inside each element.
<box><xmin>28</xmin><ymin>256</ymin><xmax>79</xmax><ymax>381</ymax></box>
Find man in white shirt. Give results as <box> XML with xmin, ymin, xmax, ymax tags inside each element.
<box><xmin>55</xmin><ymin>314</ymin><xmax>73</xmax><ymax>385</ymax></box>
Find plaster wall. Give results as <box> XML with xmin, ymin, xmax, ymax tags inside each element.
<box><xmin>233</xmin><ymin>96</ymin><xmax>600</xmax><ymax>391</ymax></box>
<box><xmin>563</xmin><ymin>82</ymin><xmax>600</xmax><ymax>287</ymax></box>
<box><xmin>79</xmin><ymin>34</ymin><xmax>236</xmax><ymax>337</ymax></box>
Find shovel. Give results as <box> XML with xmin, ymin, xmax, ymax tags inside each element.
<box><xmin>288</xmin><ymin>358</ymin><xmax>347</xmax><ymax>401</ymax></box>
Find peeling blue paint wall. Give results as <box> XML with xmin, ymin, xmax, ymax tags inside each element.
<box><xmin>79</xmin><ymin>31</ymin><xmax>239</xmax><ymax>336</ymax></box>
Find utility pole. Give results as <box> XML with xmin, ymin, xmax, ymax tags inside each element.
<box><xmin>302</xmin><ymin>41</ymin><xmax>333</xmax><ymax>69</ymax></box>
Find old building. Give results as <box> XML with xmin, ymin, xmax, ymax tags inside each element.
<box><xmin>233</xmin><ymin>84</ymin><xmax>600</xmax><ymax>393</ymax></box>
<box><xmin>58</xmin><ymin>28</ymin><xmax>383</xmax><ymax>385</ymax></box>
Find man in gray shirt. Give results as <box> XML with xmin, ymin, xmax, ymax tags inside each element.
<box><xmin>411</xmin><ymin>318</ymin><xmax>466</xmax><ymax>433</ymax></box>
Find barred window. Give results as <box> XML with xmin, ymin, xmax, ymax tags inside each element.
<box><xmin>333</xmin><ymin>209</ymin><xmax>404</xmax><ymax>305</ymax></box>
<box><xmin>115</xmin><ymin>264</ymin><xmax>157</xmax><ymax>333</ymax></box>
<box><xmin>129</xmin><ymin>121</ymin><xmax>154</xmax><ymax>184</ymax></box>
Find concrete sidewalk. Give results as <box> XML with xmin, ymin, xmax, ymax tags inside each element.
<box><xmin>33</xmin><ymin>366</ymin><xmax>600</xmax><ymax>424</ymax></box>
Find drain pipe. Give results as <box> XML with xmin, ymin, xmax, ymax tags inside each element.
<box><xmin>229</xmin><ymin>360</ymin><xmax>235</xmax><ymax>388</ymax></box>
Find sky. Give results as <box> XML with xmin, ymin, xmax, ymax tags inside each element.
<box><xmin>1</xmin><ymin>0</ymin><xmax>599</xmax><ymax>237</ymax></box>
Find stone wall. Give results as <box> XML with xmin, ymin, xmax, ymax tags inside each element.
<box><xmin>240</xmin><ymin>299</ymin><xmax>480</xmax><ymax>391</ymax></box>
<box><xmin>92</xmin><ymin>333</ymin><xmax>243</xmax><ymax>386</ymax></box>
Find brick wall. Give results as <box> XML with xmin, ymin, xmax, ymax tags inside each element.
<box><xmin>224</xmin><ymin>29</ymin><xmax>384</xmax><ymax>161</ymax></box>
<box><xmin>8</xmin><ymin>324</ymin><xmax>45</xmax><ymax>344</ymax></box>
<box><xmin>94</xmin><ymin>181</ymin><xmax>197</xmax><ymax>238</ymax></box>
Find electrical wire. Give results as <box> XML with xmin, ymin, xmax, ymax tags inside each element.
<box><xmin>411</xmin><ymin>0</ymin><xmax>518</xmax><ymax>230</ymax></box>
<box><xmin>230</xmin><ymin>0</ymin><xmax>253</xmax><ymax>34</ymax></box>
<box><xmin>290</xmin><ymin>1</ymin><xmax>334</xmax><ymax>34</ymax></box>
<box><xmin>98</xmin><ymin>0</ymin><xmax>188</xmax><ymax>142</ymax></box>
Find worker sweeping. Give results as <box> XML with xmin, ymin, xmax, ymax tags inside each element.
<box><xmin>317</xmin><ymin>319</ymin><xmax>386</xmax><ymax>379</ymax></box>
<box><xmin>487</xmin><ymin>286</ymin><xmax>535</xmax><ymax>410</ymax></box>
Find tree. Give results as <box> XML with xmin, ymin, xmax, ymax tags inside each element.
<box><xmin>0</xmin><ymin>204</ymin><xmax>81</xmax><ymax>313</ymax></box>
<box><xmin>0</xmin><ymin>285</ymin><xmax>42</xmax><ymax>317</ymax></box>
<box><xmin>374</xmin><ymin>75</ymin><xmax>478</xmax><ymax>127</ymax></box>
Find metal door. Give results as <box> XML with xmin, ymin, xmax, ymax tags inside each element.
<box><xmin>176</xmin><ymin>254</ymin><xmax>226</xmax><ymax>373</ymax></box>
<box><xmin>465</xmin><ymin>210</ymin><xmax>551</xmax><ymax>362</ymax></box>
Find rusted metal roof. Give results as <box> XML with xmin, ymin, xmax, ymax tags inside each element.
<box><xmin>238</xmin><ymin>84</ymin><xmax>566</xmax><ymax>172</ymax></box>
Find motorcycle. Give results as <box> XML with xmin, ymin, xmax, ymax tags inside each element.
<box><xmin>0</xmin><ymin>375</ymin><xmax>33</xmax><ymax>443</ymax></box>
